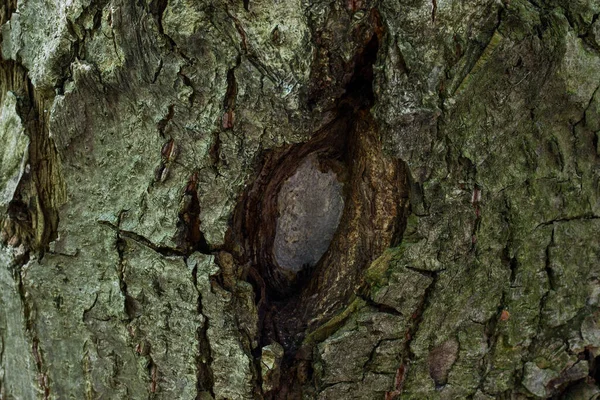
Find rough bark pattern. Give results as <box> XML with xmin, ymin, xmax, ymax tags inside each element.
<box><xmin>1</xmin><ymin>0</ymin><xmax>600</xmax><ymax>399</ymax></box>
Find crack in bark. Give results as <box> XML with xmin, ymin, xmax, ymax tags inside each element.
<box><xmin>0</xmin><ymin>60</ymin><xmax>64</xmax><ymax>257</ymax></box>
<box><xmin>191</xmin><ymin>263</ymin><xmax>215</xmax><ymax>398</ymax></box>
<box><xmin>8</xmin><ymin>251</ymin><xmax>51</xmax><ymax>399</ymax></box>
<box><xmin>221</xmin><ymin>62</ymin><xmax>239</xmax><ymax>131</ymax></box>
<box><xmin>113</xmin><ymin>219</ymin><xmax>135</xmax><ymax>322</ymax></box>
<box><xmin>386</xmin><ymin>272</ymin><xmax>438</xmax><ymax>399</ymax></box>
<box><xmin>98</xmin><ymin>220</ymin><xmax>189</xmax><ymax>257</ymax></box>
<box><xmin>156</xmin><ymin>104</ymin><xmax>174</xmax><ymax>139</ymax></box>
<box><xmin>81</xmin><ymin>293</ymin><xmax>100</xmax><ymax>322</ymax></box>
<box><xmin>544</xmin><ymin>227</ymin><xmax>556</xmax><ymax>292</ymax></box>
<box><xmin>361</xmin><ymin>338</ymin><xmax>395</xmax><ymax>381</ymax></box>
<box><xmin>0</xmin><ymin>334</ymin><xmax>4</xmax><ymax>397</ymax></box>
<box><xmin>571</xmin><ymin>83</ymin><xmax>600</xmax><ymax>184</ymax></box>
<box><xmin>449</xmin><ymin>4</ymin><xmax>503</xmax><ymax>97</ymax></box>
<box><xmin>175</xmin><ymin>172</ymin><xmax>212</xmax><ymax>255</ymax></box>
<box><xmin>148</xmin><ymin>357</ymin><xmax>158</xmax><ymax>394</ymax></box>
<box><xmin>359</xmin><ymin>296</ymin><xmax>404</xmax><ymax>317</ymax></box>
<box><xmin>477</xmin><ymin>223</ymin><xmax>516</xmax><ymax>391</ymax></box>
<box><xmin>177</xmin><ymin>69</ymin><xmax>195</xmax><ymax>107</ymax></box>
<box><xmin>520</xmin><ymin>228</ymin><xmax>555</xmax><ymax>379</ymax></box>
<box><xmin>225</xmin><ymin>7</ymin><xmax>279</xmax><ymax>86</ymax></box>
<box><xmin>0</xmin><ymin>57</ymin><xmax>55</xmax><ymax>395</ymax></box>
<box><xmin>535</xmin><ymin>214</ymin><xmax>600</xmax><ymax>229</ymax></box>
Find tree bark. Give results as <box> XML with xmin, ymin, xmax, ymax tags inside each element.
<box><xmin>1</xmin><ymin>0</ymin><xmax>600</xmax><ymax>399</ymax></box>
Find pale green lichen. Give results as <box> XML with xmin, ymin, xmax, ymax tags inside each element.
<box><xmin>0</xmin><ymin>91</ymin><xmax>28</xmax><ymax>212</ymax></box>
<box><xmin>0</xmin><ymin>247</ymin><xmax>39</xmax><ymax>400</ymax></box>
<box><xmin>0</xmin><ymin>0</ymin><xmax>81</xmax><ymax>90</ymax></box>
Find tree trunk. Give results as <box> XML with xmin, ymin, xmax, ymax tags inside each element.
<box><xmin>1</xmin><ymin>0</ymin><xmax>600</xmax><ymax>398</ymax></box>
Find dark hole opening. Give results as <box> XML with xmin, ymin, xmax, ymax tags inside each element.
<box><xmin>226</xmin><ymin>13</ymin><xmax>410</xmax><ymax>398</ymax></box>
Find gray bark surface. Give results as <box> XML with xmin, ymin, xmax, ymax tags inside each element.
<box><xmin>1</xmin><ymin>0</ymin><xmax>600</xmax><ymax>399</ymax></box>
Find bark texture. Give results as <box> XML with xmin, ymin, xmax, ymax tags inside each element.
<box><xmin>1</xmin><ymin>0</ymin><xmax>600</xmax><ymax>399</ymax></box>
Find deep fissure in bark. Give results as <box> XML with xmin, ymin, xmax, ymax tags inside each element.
<box><xmin>191</xmin><ymin>263</ymin><xmax>215</xmax><ymax>399</ymax></box>
<box><xmin>0</xmin><ymin>18</ymin><xmax>63</xmax><ymax>393</ymax></box>
<box><xmin>175</xmin><ymin>171</ymin><xmax>211</xmax><ymax>255</ymax></box>
<box><xmin>229</xmin><ymin>24</ymin><xmax>411</xmax><ymax>396</ymax></box>
<box><xmin>0</xmin><ymin>59</ymin><xmax>64</xmax><ymax>256</ymax></box>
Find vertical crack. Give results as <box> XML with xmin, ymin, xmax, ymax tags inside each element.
<box><xmin>191</xmin><ymin>263</ymin><xmax>215</xmax><ymax>398</ymax></box>
<box><xmin>113</xmin><ymin>211</ymin><xmax>137</xmax><ymax>322</ymax></box>
<box><xmin>521</xmin><ymin>227</ymin><xmax>555</xmax><ymax>376</ymax></box>
<box><xmin>156</xmin><ymin>105</ymin><xmax>175</xmax><ymax>139</ymax></box>
<box><xmin>148</xmin><ymin>357</ymin><xmax>158</xmax><ymax>394</ymax></box>
<box><xmin>175</xmin><ymin>172</ymin><xmax>211</xmax><ymax>255</ymax></box>
<box><xmin>222</xmin><ymin>60</ymin><xmax>239</xmax><ymax>131</ymax></box>
<box><xmin>151</xmin><ymin>0</ymin><xmax>168</xmax><ymax>35</ymax></box>
<box><xmin>0</xmin><ymin>55</ymin><xmax>58</xmax><ymax>396</ymax></box>
<box><xmin>544</xmin><ymin>226</ymin><xmax>556</xmax><ymax>292</ymax></box>
<box><xmin>386</xmin><ymin>271</ymin><xmax>438</xmax><ymax>399</ymax></box>
<box><xmin>227</xmin><ymin>10</ymin><xmax>414</xmax><ymax>398</ymax></box>
<box><xmin>1</xmin><ymin>60</ymin><xmax>64</xmax><ymax>257</ymax></box>
<box><xmin>14</xmin><ymin>257</ymin><xmax>50</xmax><ymax>399</ymax></box>
<box><xmin>0</xmin><ymin>333</ymin><xmax>4</xmax><ymax>397</ymax></box>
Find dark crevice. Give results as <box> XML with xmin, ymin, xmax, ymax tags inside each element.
<box><xmin>151</xmin><ymin>59</ymin><xmax>163</xmax><ymax>84</ymax></box>
<box><xmin>156</xmin><ymin>104</ymin><xmax>174</xmax><ymax>138</ymax></box>
<box><xmin>209</xmin><ymin>132</ymin><xmax>222</xmax><ymax>170</ymax></box>
<box><xmin>448</xmin><ymin>4</ymin><xmax>503</xmax><ymax>97</ymax></box>
<box><xmin>227</xmin><ymin>10</ymin><xmax>411</xmax><ymax>398</ymax></box>
<box><xmin>509</xmin><ymin>255</ymin><xmax>518</xmax><ymax>284</ymax></box>
<box><xmin>480</xmin><ymin>292</ymin><xmax>510</xmax><ymax>389</ymax></box>
<box><xmin>154</xmin><ymin>138</ymin><xmax>178</xmax><ymax>183</ymax></box>
<box><xmin>405</xmin><ymin>275</ymin><xmax>438</xmax><ymax>357</ymax></box>
<box><xmin>82</xmin><ymin>293</ymin><xmax>98</xmax><ymax>317</ymax></box>
<box><xmin>470</xmin><ymin>185</ymin><xmax>482</xmax><ymax>251</ymax></box>
<box><xmin>362</xmin><ymin>339</ymin><xmax>389</xmax><ymax>380</ymax></box>
<box><xmin>177</xmin><ymin>70</ymin><xmax>195</xmax><ymax>106</ymax></box>
<box><xmin>361</xmin><ymin>296</ymin><xmax>403</xmax><ymax>317</ymax></box>
<box><xmin>544</xmin><ymin>227</ymin><xmax>556</xmax><ymax>291</ymax></box>
<box><xmin>14</xmin><ymin>252</ymin><xmax>50</xmax><ymax>399</ymax></box>
<box><xmin>0</xmin><ymin>60</ymin><xmax>63</xmax><ymax>258</ymax></box>
<box><xmin>115</xmin><ymin>235</ymin><xmax>138</xmax><ymax>321</ymax></box>
<box><xmin>521</xmin><ymin>230</ymin><xmax>556</xmax><ymax>372</ymax></box>
<box><xmin>148</xmin><ymin>357</ymin><xmax>158</xmax><ymax>394</ymax></box>
<box><xmin>222</xmin><ymin>65</ymin><xmax>238</xmax><ymax>130</ymax></box>
<box><xmin>394</xmin><ymin>40</ymin><xmax>410</xmax><ymax>77</ymax></box>
<box><xmin>405</xmin><ymin>265</ymin><xmax>446</xmax><ymax>278</ymax></box>
<box><xmin>175</xmin><ymin>171</ymin><xmax>211</xmax><ymax>255</ymax></box>
<box><xmin>340</xmin><ymin>33</ymin><xmax>378</xmax><ymax>109</ymax></box>
<box><xmin>98</xmin><ymin>220</ymin><xmax>188</xmax><ymax>257</ymax></box>
<box><xmin>0</xmin><ymin>0</ymin><xmax>17</xmax><ymax>27</ymax></box>
<box><xmin>0</xmin><ymin>52</ymin><xmax>59</xmax><ymax>399</ymax></box>
<box><xmin>149</xmin><ymin>0</ymin><xmax>168</xmax><ymax>35</ymax></box>
<box><xmin>386</xmin><ymin>272</ymin><xmax>438</xmax><ymax>399</ymax></box>
<box><xmin>1</xmin><ymin>198</ymin><xmax>34</xmax><ymax>251</ymax></box>
<box><xmin>228</xmin><ymin>9</ymin><xmax>249</xmax><ymax>55</ymax></box>
<box><xmin>192</xmin><ymin>264</ymin><xmax>215</xmax><ymax>399</ymax></box>
<box><xmin>545</xmin><ymin>347</ymin><xmax>599</xmax><ymax>397</ymax></box>
<box><xmin>591</xmin><ymin>352</ymin><xmax>600</xmax><ymax>383</ymax></box>
<box><xmin>0</xmin><ymin>335</ymin><xmax>4</xmax><ymax>397</ymax></box>
<box><xmin>144</xmin><ymin>0</ymin><xmax>188</xmax><ymax>62</ymax></box>
<box><xmin>535</xmin><ymin>213</ymin><xmax>600</xmax><ymax>229</ymax></box>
